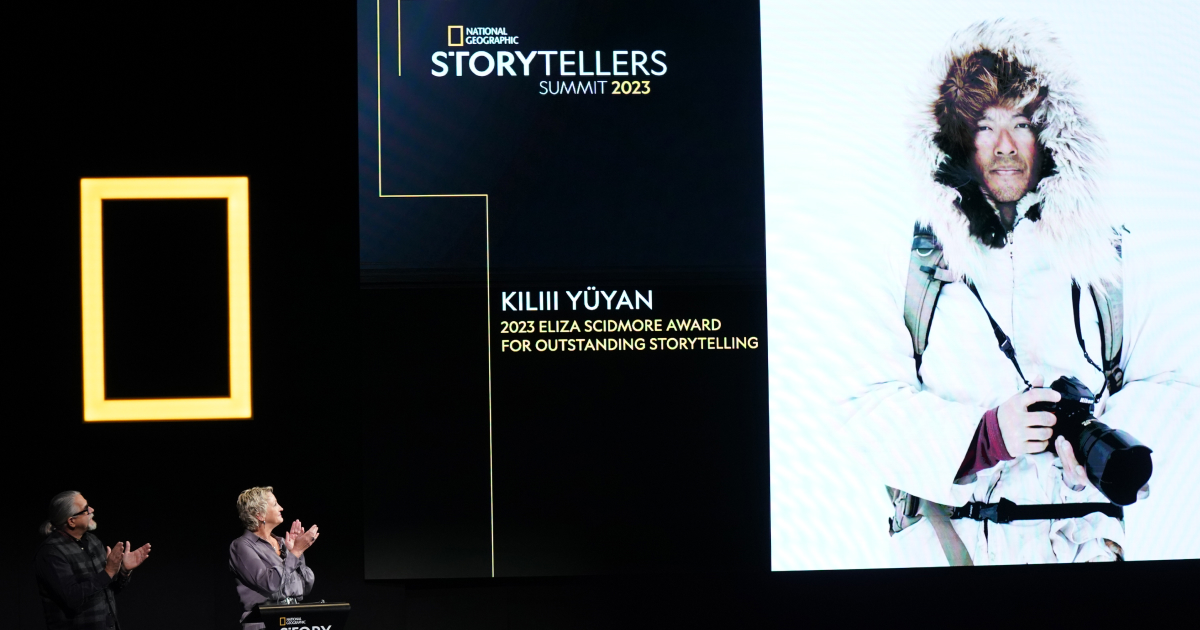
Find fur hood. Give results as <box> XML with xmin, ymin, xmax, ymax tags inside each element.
<box><xmin>912</xmin><ymin>19</ymin><xmax>1119</xmax><ymax>287</ymax></box>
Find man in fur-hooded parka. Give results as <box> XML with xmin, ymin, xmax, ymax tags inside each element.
<box><xmin>843</xmin><ymin>19</ymin><xmax>1195</xmax><ymax>565</ymax></box>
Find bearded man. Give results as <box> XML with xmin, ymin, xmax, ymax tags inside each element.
<box><xmin>34</xmin><ymin>491</ymin><xmax>151</xmax><ymax>630</ymax></box>
<box><xmin>844</xmin><ymin>20</ymin><xmax>1195</xmax><ymax>565</ymax></box>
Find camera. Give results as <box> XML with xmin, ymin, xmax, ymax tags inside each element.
<box><xmin>1028</xmin><ymin>376</ymin><xmax>1153</xmax><ymax>506</ymax></box>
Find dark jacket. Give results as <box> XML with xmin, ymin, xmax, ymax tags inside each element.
<box><xmin>35</xmin><ymin>531</ymin><xmax>130</xmax><ymax>630</ymax></box>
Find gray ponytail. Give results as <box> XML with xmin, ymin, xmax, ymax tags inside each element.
<box><xmin>39</xmin><ymin>491</ymin><xmax>80</xmax><ymax>537</ymax></box>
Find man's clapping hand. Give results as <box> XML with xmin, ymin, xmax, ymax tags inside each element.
<box><xmin>104</xmin><ymin>542</ymin><xmax>125</xmax><ymax>578</ymax></box>
<box><xmin>122</xmin><ymin>541</ymin><xmax>152</xmax><ymax>572</ymax></box>
<box><xmin>284</xmin><ymin>519</ymin><xmax>319</xmax><ymax>558</ymax></box>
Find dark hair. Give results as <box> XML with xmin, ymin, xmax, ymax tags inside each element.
<box><xmin>931</xmin><ymin>49</ymin><xmax>1055</xmax><ymax>248</ymax></box>
<box><xmin>933</xmin><ymin>49</ymin><xmax>1048</xmax><ymax>161</ymax></box>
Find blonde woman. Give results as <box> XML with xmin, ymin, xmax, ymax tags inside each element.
<box><xmin>228</xmin><ymin>487</ymin><xmax>319</xmax><ymax>629</ymax></box>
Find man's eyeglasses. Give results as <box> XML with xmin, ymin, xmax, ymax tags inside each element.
<box><xmin>70</xmin><ymin>505</ymin><xmax>91</xmax><ymax>518</ymax></box>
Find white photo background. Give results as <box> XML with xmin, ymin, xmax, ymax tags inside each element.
<box><xmin>763</xmin><ymin>0</ymin><xmax>1200</xmax><ymax>570</ymax></box>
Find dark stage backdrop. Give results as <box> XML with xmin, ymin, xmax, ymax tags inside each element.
<box><xmin>6</xmin><ymin>2</ymin><xmax>374</xmax><ymax>628</ymax></box>
<box><xmin>5</xmin><ymin>1</ymin><xmax>1194</xmax><ymax>629</ymax></box>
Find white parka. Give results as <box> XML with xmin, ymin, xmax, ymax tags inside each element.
<box><xmin>843</xmin><ymin>20</ymin><xmax>1198</xmax><ymax>565</ymax></box>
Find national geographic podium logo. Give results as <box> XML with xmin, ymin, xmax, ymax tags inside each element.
<box><xmin>448</xmin><ymin>25</ymin><xmax>520</xmax><ymax>46</ymax></box>
<box><xmin>279</xmin><ymin>616</ymin><xmax>332</xmax><ymax>630</ymax></box>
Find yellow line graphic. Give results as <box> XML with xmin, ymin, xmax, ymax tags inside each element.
<box><xmin>378</xmin><ymin>0</ymin><xmax>496</xmax><ymax>578</ymax></box>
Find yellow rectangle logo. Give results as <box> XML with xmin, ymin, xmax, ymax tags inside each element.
<box><xmin>80</xmin><ymin>177</ymin><xmax>252</xmax><ymax>422</ymax></box>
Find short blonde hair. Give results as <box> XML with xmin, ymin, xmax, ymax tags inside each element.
<box><xmin>237</xmin><ymin>486</ymin><xmax>274</xmax><ymax>530</ymax></box>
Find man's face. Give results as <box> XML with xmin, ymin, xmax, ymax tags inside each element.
<box><xmin>972</xmin><ymin>106</ymin><xmax>1041</xmax><ymax>203</ymax></box>
<box><xmin>69</xmin><ymin>494</ymin><xmax>97</xmax><ymax>532</ymax></box>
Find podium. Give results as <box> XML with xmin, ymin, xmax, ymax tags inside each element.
<box><xmin>246</xmin><ymin>601</ymin><xmax>351</xmax><ymax>629</ymax></box>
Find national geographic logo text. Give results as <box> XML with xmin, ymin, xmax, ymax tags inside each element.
<box><xmin>448</xmin><ymin>26</ymin><xmax>520</xmax><ymax>46</ymax></box>
<box><xmin>279</xmin><ymin>617</ymin><xmax>331</xmax><ymax>630</ymax></box>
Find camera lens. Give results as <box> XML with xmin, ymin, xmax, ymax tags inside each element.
<box><xmin>1079</xmin><ymin>422</ymin><xmax>1153</xmax><ymax>506</ymax></box>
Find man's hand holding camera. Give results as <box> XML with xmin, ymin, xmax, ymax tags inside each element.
<box><xmin>997</xmin><ymin>375</ymin><xmax>1060</xmax><ymax>457</ymax></box>
<box><xmin>999</xmin><ymin>375</ymin><xmax>1091</xmax><ymax>490</ymax></box>
<box><xmin>998</xmin><ymin>375</ymin><xmax>1151</xmax><ymax>501</ymax></box>
<box><xmin>1056</xmin><ymin>436</ymin><xmax>1091</xmax><ymax>491</ymax></box>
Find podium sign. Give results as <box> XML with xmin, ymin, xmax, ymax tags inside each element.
<box><xmin>247</xmin><ymin>602</ymin><xmax>351</xmax><ymax>629</ymax></box>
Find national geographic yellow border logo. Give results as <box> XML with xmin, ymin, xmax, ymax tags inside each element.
<box><xmin>447</xmin><ymin>26</ymin><xmax>520</xmax><ymax>46</ymax></box>
<box><xmin>79</xmin><ymin>177</ymin><xmax>253</xmax><ymax>422</ymax></box>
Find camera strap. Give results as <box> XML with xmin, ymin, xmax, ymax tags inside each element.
<box><xmin>966</xmin><ymin>283</ymin><xmax>1032</xmax><ymax>389</ymax></box>
<box><xmin>903</xmin><ymin>225</ymin><xmax>1126</xmax><ymax>395</ymax></box>
<box><xmin>950</xmin><ymin>497</ymin><xmax>1122</xmax><ymax>523</ymax></box>
<box><xmin>1071</xmin><ymin>282</ymin><xmax>1106</xmax><ymax>379</ymax></box>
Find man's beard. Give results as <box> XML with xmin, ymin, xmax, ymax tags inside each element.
<box><xmin>87</xmin><ymin>519</ymin><xmax>98</xmax><ymax>531</ymax></box>
<box><xmin>978</xmin><ymin>156</ymin><xmax>1035</xmax><ymax>203</ymax></box>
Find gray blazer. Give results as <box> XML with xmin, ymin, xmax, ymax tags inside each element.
<box><xmin>228</xmin><ymin>529</ymin><xmax>314</xmax><ymax>629</ymax></box>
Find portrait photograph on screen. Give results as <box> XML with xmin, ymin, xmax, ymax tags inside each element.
<box><xmin>764</xmin><ymin>0</ymin><xmax>1200</xmax><ymax>570</ymax></box>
